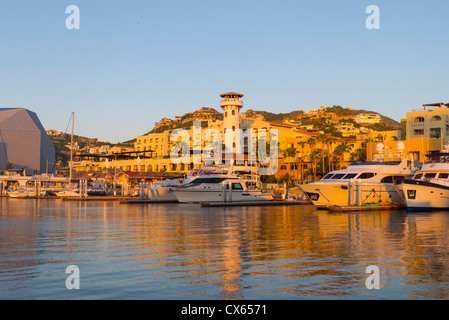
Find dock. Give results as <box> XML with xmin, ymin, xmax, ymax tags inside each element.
<box><xmin>327</xmin><ymin>204</ymin><xmax>406</xmax><ymax>212</ymax></box>
<box><xmin>200</xmin><ymin>199</ymin><xmax>312</xmax><ymax>207</ymax></box>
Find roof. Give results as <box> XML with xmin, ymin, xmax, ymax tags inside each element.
<box><xmin>0</xmin><ymin>108</ymin><xmax>45</xmax><ymax>131</ymax></box>
<box><xmin>220</xmin><ymin>92</ymin><xmax>244</xmax><ymax>98</ymax></box>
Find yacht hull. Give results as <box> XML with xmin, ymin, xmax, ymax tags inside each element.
<box><xmin>397</xmin><ymin>180</ymin><xmax>449</xmax><ymax>210</ymax></box>
<box><xmin>172</xmin><ymin>189</ymin><xmax>272</xmax><ymax>203</ymax></box>
<box><xmin>149</xmin><ymin>188</ymin><xmax>178</xmax><ymax>202</ymax></box>
<box><xmin>300</xmin><ymin>182</ymin><xmax>404</xmax><ymax>209</ymax></box>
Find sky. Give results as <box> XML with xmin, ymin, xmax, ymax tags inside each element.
<box><xmin>1</xmin><ymin>0</ymin><xmax>448</xmax><ymax>143</ymax></box>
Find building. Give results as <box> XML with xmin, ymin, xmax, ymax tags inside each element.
<box><xmin>364</xmin><ymin>103</ymin><xmax>449</xmax><ymax>162</ymax></box>
<box><xmin>355</xmin><ymin>113</ymin><xmax>382</xmax><ymax>124</ymax></box>
<box><xmin>220</xmin><ymin>92</ymin><xmax>244</xmax><ymax>155</ymax></box>
<box><xmin>404</xmin><ymin>102</ymin><xmax>449</xmax><ymax>161</ymax></box>
<box><xmin>0</xmin><ymin>108</ymin><xmax>55</xmax><ymax>174</ymax></box>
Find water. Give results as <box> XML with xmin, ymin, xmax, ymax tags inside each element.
<box><xmin>1</xmin><ymin>198</ymin><xmax>449</xmax><ymax>300</ymax></box>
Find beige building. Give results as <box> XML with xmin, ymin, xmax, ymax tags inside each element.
<box><xmin>365</xmin><ymin>103</ymin><xmax>449</xmax><ymax>162</ymax></box>
<box><xmin>355</xmin><ymin>113</ymin><xmax>382</xmax><ymax>124</ymax></box>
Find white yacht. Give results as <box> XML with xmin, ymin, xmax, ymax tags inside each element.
<box><xmin>171</xmin><ymin>175</ymin><xmax>273</xmax><ymax>203</ymax></box>
<box><xmin>7</xmin><ymin>188</ymin><xmax>46</xmax><ymax>198</ymax></box>
<box><xmin>396</xmin><ymin>153</ymin><xmax>449</xmax><ymax>210</ymax></box>
<box><xmin>149</xmin><ymin>166</ymin><xmax>240</xmax><ymax>202</ymax></box>
<box><xmin>299</xmin><ymin>159</ymin><xmax>415</xmax><ymax>209</ymax></box>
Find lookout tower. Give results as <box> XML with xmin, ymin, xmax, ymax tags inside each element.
<box><xmin>220</xmin><ymin>92</ymin><xmax>244</xmax><ymax>159</ymax></box>
<box><xmin>220</xmin><ymin>92</ymin><xmax>243</xmax><ymax>134</ymax></box>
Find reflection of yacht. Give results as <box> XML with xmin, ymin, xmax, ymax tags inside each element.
<box><xmin>171</xmin><ymin>176</ymin><xmax>273</xmax><ymax>203</ymax></box>
<box><xmin>396</xmin><ymin>153</ymin><xmax>449</xmax><ymax>210</ymax></box>
<box><xmin>300</xmin><ymin>159</ymin><xmax>414</xmax><ymax>209</ymax></box>
<box><xmin>149</xmin><ymin>166</ymin><xmax>239</xmax><ymax>202</ymax></box>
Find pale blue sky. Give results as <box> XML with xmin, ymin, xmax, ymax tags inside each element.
<box><xmin>1</xmin><ymin>0</ymin><xmax>448</xmax><ymax>142</ymax></box>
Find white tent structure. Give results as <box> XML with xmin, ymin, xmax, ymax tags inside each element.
<box><xmin>0</xmin><ymin>108</ymin><xmax>55</xmax><ymax>175</ymax></box>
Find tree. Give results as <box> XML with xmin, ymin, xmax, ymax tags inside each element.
<box><xmin>351</xmin><ymin>147</ymin><xmax>366</xmax><ymax>161</ymax></box>
<box><xmin>309</xmin><ymin>149</ymin><xmax>322</xmax><ymax>180</ymax></box>
<box><xmin>333</xmin><ymin>143</ymin><xmax>353</xmax><ymax>169</ymax></box>
<box><xmin>324</xmin><ymin>136</ymin><xmax>337</xmax><ymax>172</ymax></box>
<box><xmin>296</xmin><ymin>141</ymin><xmax>307</xmax><ymax>181</ymax></box>
<box><xmin>317</xmin><ymin>134</ymin><xmax>328</xmax><ymax>173</ymax></box>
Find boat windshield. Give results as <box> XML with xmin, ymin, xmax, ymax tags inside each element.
<box><xmin>187</xmin><ymin>177</ymin><xmax>227</xmax><ymax>184</ymax></box>
<box><xmin>414</xmin><ymin>173</ymin><xmax>423</xmax><ymax>180</ymax></box>
<box><xmin>322</xmin><ymin>174</ymin><xmax>335</xmax><ymax>179</ymax></box>
<box><xmin>349</xmin><ymin>161</ymin><xmax>401</xmax><ymax>166</ymax></box>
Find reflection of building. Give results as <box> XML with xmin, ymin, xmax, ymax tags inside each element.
<box><xmin>0</xmin><ymin>108</ymin><xmax>55</xmax><ymax>174</ymax></box>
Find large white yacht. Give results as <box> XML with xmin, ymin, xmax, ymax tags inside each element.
<box><xmin>170</xmin><ymin>172</ymin><xmax>273</xmax><ymax>203</ymax></box>
<box><xmin>149</xmin><ymin>166</ymin><xmax>240</xmax><ymax>202</ymax></box>
<box><xmin>299</xmin><ymin>158</ymin><xmax>415</xmax><ymax>209</ymax></box>
<box><xmin>396</xmin><ymin>153</ymin><xmax>449</xmax><ymax>210</ymax></box>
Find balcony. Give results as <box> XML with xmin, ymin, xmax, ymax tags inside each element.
<box><xmin>220</xmin><ymin>100</ymin><xmax>243</xmax><ymax>108</ymax></box>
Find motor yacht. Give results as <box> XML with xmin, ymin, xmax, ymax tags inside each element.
<box><xmin>299</xmin><ymin>158</ymin><xmax>415</xmax><ymax>209</ymax></box>
<box><xmin>149</xmin><ymin>165</ymin><xmax>240</xmax><ymax>202</ymax></box>
<box><xmin>171</xmin><ymin>175</ymin><xmax>273</xmax><ymax>203</ymax></box>
<box><xmin>396</xmin><ymin>153</ymin><xmax>449</xmax><ymax>210</ymax></box>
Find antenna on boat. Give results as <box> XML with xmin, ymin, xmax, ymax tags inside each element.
<box><xmin>69</xmin><ymin>112</ymin><xmax>74</xmax><ymax>185</ymax></box>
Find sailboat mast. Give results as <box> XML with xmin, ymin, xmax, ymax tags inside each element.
<box><xmin>69</xmin><ymin>112</ymin><xmax>74</xmax><ymax>183</ymax></box>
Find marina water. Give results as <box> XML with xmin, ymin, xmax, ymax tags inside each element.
<box><xmin>1</xmin><ymin>198</ymin><xmax>449</xmax><ymax>300</ymax></box>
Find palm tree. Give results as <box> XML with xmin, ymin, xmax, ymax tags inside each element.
<box><xmin>317</xmin><ymin>134</ymin><xmax>328</xmax><ymax>174</ymax></box>
<box><xmin>297</xmin><ymin>141</ymin><xmax>307</xmax><ymax>181</ymax></box>
<box><xmin>309</xmin><ymin>149</ymin><xmax>322</xmax><ymax>181</ymax></box>
<box><xmin>333</xmin><ymin>143</ymin><xmax>352</xmax><ymax>169</ymax></box>
<box><xmin>324</xmin><ymin>136</ymin><xmax>337</xmax><ymax>172</ymax></box>
<box><xmin>351</xmin><ymin>147</ymin><xmax>366</xmax><ymax>161</ymax></box>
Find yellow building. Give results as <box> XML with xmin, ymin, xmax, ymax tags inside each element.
<box><xmin>365</xmin><ymin>103</ymin><xmax>449</xmax><ymax>162</ymax></box>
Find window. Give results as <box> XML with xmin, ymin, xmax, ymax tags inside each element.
<box><xmin>413</xmin><ymin>129</ymin><xmax>424</xmax><ymax>136</ymax></box>
<box><xmin>192</xmin><ymin>178</ymin><xmax>226</xmax><ymax>184</ymax></box>
<box><xmin>357</xmin><ymin>172</ymin><xmax>377</xmax><ymax>179</ymax></box>
<box><xmin>322</xmin><ymin>174</ymin><xmax>335</xmax><ymax>179</ymax></box>
<box><xmin>431</xmin><ymin>115</ymin><xmax>442</xmax><ymax>121</ymax></box>
<box><xmin>280</xmin><ymin>165</ymin><xmax>287</xmax><ymax>170</ymax></box>
<box><xmin>342</xmin><ymin>173</ymin><xmax>358</xmax><ymax>179</ymax></box>
<box><xmin>232</xmin><ymin>183</ymin><xmax>243</xmax><ymax>190</ymax></box>
<box><xmin>438</xmin><ymin>173</ymin><xmax>449</xmax><ymax>179</ymax></box>
<box><xmin>232</xmin><ymin>126</ymin><xmax>235</xmax><ymax>131</ymax></box>
<box><xmin>414</xmin><ymin>117</ymin><xmax>425</xmax><ymax>123</ymax></box>
<box><xmin>225</xmin><ymin>112</ymin><xmax>228</xmax><ymax>117</ymax></box>
<box><xmin>331</xmin><ymin>174</ymin><xmax>347</xmax><ymax>179</ymax></box>
<box><xmin>414</xmin><ymin>173</ymin><xmax>423</xmax><ymax>180</ymax></box>
<box><xmin>380</xmin><ymin>176</ymin><xmax>393</xmax><ymax>183</ymax></box>
<box><xmin>232</xmin><ymin>110</ymin><xmax>235</xmax><ymax>116</ymax></box>
<box><xmin>430</xmin><ymin>128</ymin><xmax>441</xmax><ymax>139</ymax></box>
<box><xmin>393</xmin><ymin>176</ymin><xmax>405</xmax><ymax>183</ymax></box>
<box><xmin>424</xmin><ymin>173</ymin><xmax>437</xmax><ymax>179</ymax></box>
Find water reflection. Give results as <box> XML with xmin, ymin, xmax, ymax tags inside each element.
<box><xmin>1</xmin><ymin>198</ymin><xmax>449</xmax><ymax>299</ymax></box>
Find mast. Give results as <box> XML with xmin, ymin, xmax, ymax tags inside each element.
<box><xmin>69</xmin><ymin>112</ymin><xmax>74</xmax><ymax>183</ymax></box>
